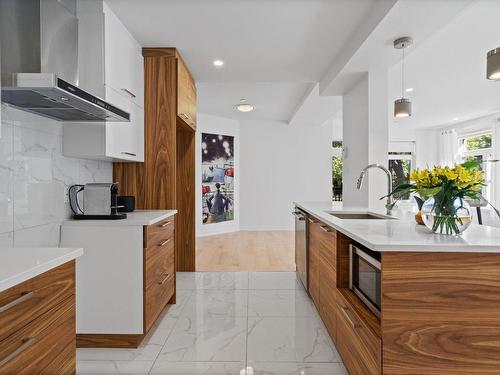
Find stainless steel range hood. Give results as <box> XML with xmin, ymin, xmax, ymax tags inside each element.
<box><xmin>0</xmin><ymin>0</ymin><xmax>130</xmax><ymax>122</ymax></box>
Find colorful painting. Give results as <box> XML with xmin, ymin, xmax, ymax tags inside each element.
<box><xmin>201</xmin><ymin>133</ymin><xmax>235</xmax><ymax>224</ymax></box>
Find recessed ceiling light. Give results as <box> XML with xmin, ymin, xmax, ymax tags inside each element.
<box><xmin>213</xmin><ymin>59</ymin><xmax>224</xmax><ymax>67</ymax></box>
<box><xmin>234</xmin><ymin>99</ymin><xmax>255</xmax><ymax>113</ymax></box>
<box><xmin>453</xmin><ymin>117</ymin><xmax>459</xmax><ymax>121</ymax></box>
<box><xmin>405</xmin><ymin>87</ymin><xmax>414</xmax><ymax>92</ymax></box>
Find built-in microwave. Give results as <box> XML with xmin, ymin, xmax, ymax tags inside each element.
<box><xmin>349</xmin><ymin>244</ymin><xmax>381</xmax><ymax>318</ymax></box>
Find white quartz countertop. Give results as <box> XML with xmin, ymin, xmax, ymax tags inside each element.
<box><xmin>0</xmin><ymin>247</ymin><xmax>83</xmax><ymax>292</ymax></box>
<box><xmin>295</xmin><ymin>201</ymin><xmax>500</xmax><ymax>253</ymax></box>
<box><xmin>62</xmin><ymin>210</ymin><xmax>177</xmax><ymax>227</ymax></box>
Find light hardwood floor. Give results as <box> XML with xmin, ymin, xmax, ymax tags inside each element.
<box><xmin>196</xmin><ymin>231</ymin><xmax>296</xmax><ymax>271</ymax></box>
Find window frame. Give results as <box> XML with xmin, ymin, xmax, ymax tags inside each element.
<box><xmin>458</xmin><ymin>130</ymin><xmax>494</xmax><ymax>203</ymax></box>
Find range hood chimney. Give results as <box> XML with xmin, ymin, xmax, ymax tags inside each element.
<box><xmin>0</xmin><ymin>0</ymin><xmax>129</xmax><ymax>122</ymax></box>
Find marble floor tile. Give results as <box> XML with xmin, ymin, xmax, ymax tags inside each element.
<box><xmin>249</xmin><ymin>272</ymin><xmax>301</xmax><ymax>290</ymax></box>
<box><xmin>141</xmin><ymin>316</ymin><xmax>177</xmax><ymax>346</ymax></box>
<box><xmin>246</xmin><ymin>362</ymin><xmax>348</xmax><ymax>375</ymax></box>
<box><xmin>150</xmin><ymin>361</ymin><xmax>247</xmax><ymax>375</ymax></box>
<box><xmin>176</xmin><ymin>272</ymin><xmax>201</xmax><ymax>290</ymax></box>
<box><xmin>247</xmin><ymin>317</ymin><xmax>340</xmax><ymax>363</ymax></box>
<box><xmin>159</xmin><ymin>315</ymin><xmax>247</xmax><ymax>362</ymax></box>
<box><xmin>76</xmin><ymin>360</ymin><xmax>153</xmax><ymax>375</ymax></box>
<box><xmin>159</xmin><ymin>289</ymin><xmax>193</xmax><ymax>317</ymax></box>
<box><xmin>180</xmin><ymin>290</ymin><xmax>249</xmax><ymax>318</ymax></box>
<box><xmin>196</xmin><ymin>272</ymin><xmax>249</xmax><ymax>290</ymax></box>
<box><xmin>76</xmin><ymin>343</ymin><xmax>162</xmax><ymax>361</ymax></box>
<box><xmin>248</xmin><ymin>290</ymin><xmax>318</xmax><ymax>317</ymax></box>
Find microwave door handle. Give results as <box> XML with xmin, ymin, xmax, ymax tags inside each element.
<box><xmin>352</xmin><ymin>246</ymin><xmax>381</xmax><ymax>270</ymax></box>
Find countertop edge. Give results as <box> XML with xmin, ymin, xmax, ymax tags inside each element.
<box><xmin>61</xmin><ymin>210</ymin><xmax>178</xmax><ymax>227</ymax></box>
<box><xmin>0</xmin><ymin>248</ymin><xmax>83</xmax><ymax>293</ymax></box>
<box><xmin>294</xmin><ymin>202</ymin><xmax>500</xmax><ymax>253</ymax></box>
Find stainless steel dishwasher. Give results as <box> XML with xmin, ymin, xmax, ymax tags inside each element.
<box><xmin>293</xmin><ymin>208</ymin><xmax>308</xmax><ymax>289</ymax></box>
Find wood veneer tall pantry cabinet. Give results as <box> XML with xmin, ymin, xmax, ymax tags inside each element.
<box><xmin>114</xmin><ymin>48</ymin><xmax>196</xmax><ymax>271</ymax></box>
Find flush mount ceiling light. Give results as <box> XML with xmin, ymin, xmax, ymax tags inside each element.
<box><xmin>234</xmin><ymin>99</ymin><xmax>255</xmax><ymax>113</ymax></box>
<box><xmin>487</xmin><ymin>48</ymin><xmax>500</xmax><ymax>80</ymax></box>
<box><xmin>405</xmin><ymin>87</ymin><xmax>414</xmax><ymax>92</ymax></box>
<box><xmin>213</xmin><ymin>59</ymin><xmax>224</xmax><ymax>67</ymax></box>
<box><xmin>394</xmin><ymin>36</ymin><xmax>413</xmax><ymax>118</ymax></box>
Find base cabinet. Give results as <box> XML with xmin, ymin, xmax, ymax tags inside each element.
<box><xmin>61</xmin><ymin>215</ymin><xmax>176</xmax><ymax>348</ymax></box>
<box><xmin>0</xmin><ymin>262</ymin><xmax>76</xmax><ymax>375</ymax></box>
<box><xmin>306</xmin><ymin>214</ymin><xmax>381</xmax><ymax>375</ymax></box>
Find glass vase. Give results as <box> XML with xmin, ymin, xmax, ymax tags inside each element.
<box><xmin>421</xmin><ymin>197</ymin><xmax>473</xmax><ymax>235</ymax></box>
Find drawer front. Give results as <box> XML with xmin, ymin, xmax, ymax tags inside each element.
<box><xmin>336</xmin><ymin>293</ymin><xmax>381</xmax><ymax>375</ymax></box>
<box><xmin>310</xmin><ymin>220</ymin><xmax>336</xmax><ymax>268</ymax></box>
<box><xmin>144</xmin><ymin>239</ymin><xmax>175</xmax><ymax>290</ymax></box>
<box><xmin>0</xmin><ymin>298</ymin><xmax>75</xmax><ymax>375</ymax></box>
<box><xmin>319</xmin><ymin>257</ymin><xmax>337</xmax><ymax>343</ymax></box>
<box><xmin>144</xmin><ymin>217</ymin><xmax>175</xmax><ymax>250</ymax></box>
<box><xmin>0</xmin><ymin>262</ymin><xmax>75</xmax><ymax>342</ymax></box>
<box><xmin>144</xmin><ymin>274</ymin><xmax>174</xmax><ymax>332</ymax></box>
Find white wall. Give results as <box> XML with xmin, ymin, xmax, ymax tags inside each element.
<box><xmin>342</xmin><ymin>75</ymin><xmax>369</xmax><ymax>209</ymax></box>
<box><xmin>196</xmin><ymin>113</ymin><xmax>240</xmax><ymax>236</ymax></box>
<box><xmin>0</xmin><ymin>105</ymin><xmax>113</xmax><ymax>247</ymax></box>
<box><xmin>342</xmin><ymin>70</ymin><xmax>389</xmax><ymax>212</ymax></box>
<box><xmin>239</xmin><ymin>119</ymin><xmax>332</xmax><ymax>231</ymax></box>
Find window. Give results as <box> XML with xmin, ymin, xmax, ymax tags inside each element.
<box><xmin>388</xmin><ymin>142</ymin><xmax>415</xmax><ymax>201</ymax></box>
<box><xmin>332</xmin><ymin>141</ymin><xmax>343</xmax><ymax>201</ymax></box>
<box><xmin>458</xmin><ymin>132</ymin><xmax>494</xmax><ymax>201</ymax></box>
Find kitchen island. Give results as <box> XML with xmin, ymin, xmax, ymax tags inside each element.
<box><xmin>294</xmin><ymin>201</ymin><xmax>500</xmax><ymax>375</ymax></box>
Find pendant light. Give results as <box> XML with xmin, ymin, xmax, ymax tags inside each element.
<box><xmin>394</xmin><ymin>37</ymin><xmax>413</xmax><ymax>118</ymax></box>
<box><xmin>487</xmin><ymin>48</ymin><xmax>500</xmax><ymax>80</ymax></box>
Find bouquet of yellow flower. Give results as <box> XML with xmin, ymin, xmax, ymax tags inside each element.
<box><xmin>387</xmin><ymin>160</ymin><xmax>499</xmax><ymax>235</ymax></box>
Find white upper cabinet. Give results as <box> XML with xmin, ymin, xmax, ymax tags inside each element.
<box><xmin>63</xmin><ymin>0</ymin><xmax>143</xmax><ymax>162</ymax></box>
<box><xmin>103</xmin><ymin>2</ymin><xmax>144</xmax><ymax>108</ymax></box>
<box><xmin>105</xmin><ymin>86</ymin><xmax>144</xmax><ymax>162</ymax></box>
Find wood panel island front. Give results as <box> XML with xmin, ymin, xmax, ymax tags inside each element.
<box><xmin>295</xmin><ymin>202</ymin><xmax>500</xmax><ymax>375</ymax></box>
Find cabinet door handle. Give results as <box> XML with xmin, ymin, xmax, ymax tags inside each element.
<box><xmin>160</xmin><ymin>221</ymin><xmax>171</xmax><ymax>228</ymax></box>
<box><xmin>121</xmin><ymin>88</ymin><xmax>137</xmax><ymax>98</ymax></box>
<box><xmin>121</xmin><ymin>152</ymin><xmax>137</xmax><ymax>157</ymax></box>
<box><xmin>0</xmin><ymin>337</ymin><xmax>36</xmax><ymax>368</ymax></box>
<box><xmin>320</xmin><ymin>225</ymin><xmax>333</xmax><ymax>233</ymax></box>
<box><xmin>159</xmin><ymin>238</ymin><xmax>171</xmax><ymax>247</ymax></box>
<box><xmin>0</xmin><ymin>291</ymin><xmax>34</xmax><ymax>314</ymax></box>
<box><xmin>341</xmin><ymin>306</ymin><xmax>360</xmax><ymax>330</ymax></box>
<box><xmin>158</xmin><ymin>273</ymin><xmax>170</xmax><ymax>285</ymax></box>
<box><xmin>308</xmin><ymin>218</ymin><xmax>317</xmax><ymax>224</ymax></box>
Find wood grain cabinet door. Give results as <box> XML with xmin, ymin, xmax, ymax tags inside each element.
<box><xmin>0</xmin><ymin>262</ymin><xmax>74</xmax><ymax>342</ymax></box>
<box><xmin>177</xmin><ymin>57</ymin><xmax>197</xmax><ymax>130</ymax></box>
<box><xmin>0</xmin><ymin>299</ymin><xmax>75</xmax><ymax>375</ymax></box>
<box><xmin>319</xmin><ymin>257</ymin><xmax>337</xmax><ymax>343</ymax></box>
<box><xmin>307</xmin><ymin>219</ymin><xmax>321</xmax><ymax>309</ymax></box>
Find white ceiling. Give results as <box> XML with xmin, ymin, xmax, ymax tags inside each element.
<box><xmin>388</xmin><ymin>0</ymin><xmax>500</xmax><ymax>129</ymax></box>
<box><xmin>105</xmin><ymin>0</ymin><xmax>396</xmax><ymax>123</ymax></box>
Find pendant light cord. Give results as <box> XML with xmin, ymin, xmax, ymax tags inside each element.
<box><xmin>401</xmin><ymin>46</ymin><xmax>405</xmax><ymax>99</ymax></box>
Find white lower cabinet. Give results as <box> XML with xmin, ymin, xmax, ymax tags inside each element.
<box><xmin>62</xmin><ymin>86</ymin><xmax>144</xmax><ymax>162</ymax></box>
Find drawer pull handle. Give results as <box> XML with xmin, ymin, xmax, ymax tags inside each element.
<box><xmin>121</xmin><ymin>88</ymin><xmax>137</xmax><ymax>98</ymax></box>
<box><xmin>341</xmin><ymin>306</ymin><xmax>361</xmax><ymax>330</ymax></box>
<box><xmin>0</xmin><ymin>291</ymin><xmax>34</xmax><ymax>314</ymax></box>
<box><xmin>0</xmin><ymin>337</ymin><xmax>36</xmax><ymax>368</ymax></box>
<box><xmin>159</xmin><ymin>239</ymin><xmax>171</xmax><ymax>247</ymax></box>
<box><xmin>160</xmin><ymin>221</ymin><xmax>171</xmax><ymax>228</ymax></box>
<box><xmin>158</xmin><ymin>273</ymin><xmax>170</xmax><ymax>285</ymax></box>
<box><xmin>308</xmin><ymin>218</ymin><xmax>317</xmax><ymax>224</ymax></box>
<box><xmin>320</xmin><ymin>225</ymin><xmax>333</xmax><ymax>233</ymax></box>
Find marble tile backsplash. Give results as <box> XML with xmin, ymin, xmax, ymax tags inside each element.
<box><xmin>0</xmin><ymin>105</ymin><xmax>113</xmax><ymax>247</ymax></box>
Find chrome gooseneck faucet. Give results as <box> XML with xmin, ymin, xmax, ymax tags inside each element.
<box><xmin>356</xmin><ymin>164</ymin><xmax>395</xmax><ymax>215</ymax></box>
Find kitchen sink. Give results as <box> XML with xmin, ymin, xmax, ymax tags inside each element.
<box><xmin>326</xmin><ymin>212</ymin><xmax>396</xmax><ymax>220</ymax></box>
